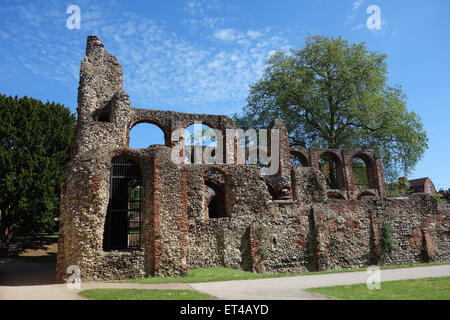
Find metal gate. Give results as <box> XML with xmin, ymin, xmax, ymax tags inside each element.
<box><xmin>103</xmin><ymin>156</ymin><xmax>142</xmax><ymax>250</ymax></box>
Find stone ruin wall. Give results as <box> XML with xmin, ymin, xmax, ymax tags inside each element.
<box><xmin>56</xmin><ymin>36</ymin><xmax>449</xmax><ymax>282</ymax></box>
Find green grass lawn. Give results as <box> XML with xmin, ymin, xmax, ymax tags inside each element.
<box><xmin>79</xmin><ymin>289</ymin><xmax>216</xmax><ymax>300</ymax></box>
<box><xmin>122</xmin><ymin>262</ymin><xmax>450</xmax><ymax>284</ymax></box>
<box><xmin>306</xmin><ymin>276</ymin><xmax>450</xmax><ymax>300</ymax></box>
<box><xmin>15</xmin><ymin>232</ymin><xmax>59</xmax><ymax>240</ymax></box>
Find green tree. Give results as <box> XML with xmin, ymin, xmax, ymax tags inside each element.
<box><xmin>233</xmin><ymin>35</ymin><xmax>428</xmax><ymax>181</ymax></box>
<box><xmin>0</xmin><ymin>94</ymin><xmax>76</xmax><ymax>242</ymax></box>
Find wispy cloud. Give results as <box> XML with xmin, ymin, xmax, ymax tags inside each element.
<box><xmin>346</xmin><ymin>0</ymin><xmax>365</xmax><ymax>25</ymax></box>
<box><xmin>214</xmin><ymin>28</ymin><xmax>242</xmax><ymax>41</ymax></box>
<box><xmin>0</xmin><ymin>0</ymin><xmax>295</xmax><ymax>114</ymax></box>
<box><xmin>352</xmin><ymin>0</ymin><xmax>365</xmax><ymax>12</ymax></box>
<box><xmin>345</xmin><ymin>1</ymin><xmax>390</xmax><ymax>37</ymax></box>
<box><xmin>184</xmin><ymin>0</ymin><xmax>223</xmax><ymax>15</ymax></box>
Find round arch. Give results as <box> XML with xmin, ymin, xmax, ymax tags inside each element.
<box><xmin>264</xmin><ymin>180</ymin><xmax>280</xmax><ymax>200</ymax></box>
<box><xmin>318</xmin><ymin>151</ymin><xmax>344</xmax><ymax>190</ymax></box>
<box><xmin>184</xmin><ymin>124</ymin><xmax>222</xmax><ymax>164</ymax></box>
<box><xmin>327</xmin><ymin>191</ymin><xmax>346</xmax><ymax>200</ymax></box>
<box><xmin>290</xmin><ymin>150</ymin><xmax>310</xmax><ymax>167</ymax></box>
<box><xmin>351</xmin><ymin>152</ymin><xmax>377</xmax><ymax>190</ymax></box>
<box><xmin>128</xmin><ymin>119</ymin><xmax>170</xmax><ymax>147</ymax></box>
<box><xmin>203</xmin><ymin>167</ymin><xmax>229</xmax><ymax>218</ymax></box>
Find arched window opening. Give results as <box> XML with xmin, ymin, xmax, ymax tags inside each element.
<box><xmin>94</xmin><ymin>100</ymin><xmax>113</xmax><ymax>122</ymax></box>
<box><xmin>290</xmin><ymin>151</ymin><xmax>309</xmax><ymax>167</ymax></box>
<box><xmin>266</xmin><ymin>182</ymin><xmax>279</xmax><ymax>200</ymax></box>
<box><xmin>205</xmin><ymin>182</ymin><xmax>226</xmax><ymax>218</ymax></box>
<box><xmin>204</xmin><ymin>168</ymin><xmax>227</xmax><ymax>218</ymax></box>
<box><xmin>184</xmin><ymin>123</ymin><xmax>218</xmax><ymax>164</ymax></box>
<box><xmin>103</xmin><ymin>156</ymin><xmax>142</xmax><ymax>250</ymax></box>
<box><xmin>327</xmin><ymin>192</ymin><xmax>346</xmax><ymax>200</ymax></box>
<box><xmin>319</xmin><ymin>152</ymin><xmax>343</xmax><ymax>189</ymax></box>
<box><xmin>129</xmin><ymin>122</ymin><xmax>165</xmax><ymax>148</ymax></box>
<box><xmin>352</xmin><ymin>157</ymin><xmax>370</xmax><ymax>190</ymax></box>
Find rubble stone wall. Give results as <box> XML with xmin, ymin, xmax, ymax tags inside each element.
<box><xmin>56</xmin><ymin>36</ymin><xmax>449</xmax><ymax>282</ymax></box>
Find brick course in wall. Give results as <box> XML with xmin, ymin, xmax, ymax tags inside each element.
<box><xmin>55</xmin><ymin>36</ymin><xmax>449</xmax><ymax>282</ymax></box>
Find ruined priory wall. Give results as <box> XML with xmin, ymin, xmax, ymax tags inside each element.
<box><xmin>58</xmin><ymin>35</ymin><xmax>449</xmax><ymax>282</ymax></box>
<box><xmin>56</xmin><ymin>149</ymin><xmax>148</xmax><ymax>281</ymax></box>
<box><xmin>374</xmin><ymin>195</ymin><xmax>450</xmax><ymax>265</ymax></box>
<box><xmin>185</xmin><ymin>176</ymin><xmax>450</xmax><ymax>275</ymax></box>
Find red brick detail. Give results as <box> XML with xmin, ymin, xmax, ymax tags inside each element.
<box><xmin>422</xmin><ymin>230</ymin><xmax>436</xmax><ymax>262</ymax></box>
<box><xmin>374</xmin><ymin>156</ymin><xmax>386</xmax><ymax>198</ymax></box>
<box><xmin>175</xmin><ymin>170</ymin><xmax>189</xmax><ymax>274</ymax></box>
<box><xmin>91</xmin><ymin>172</ymin><xmax>102</xmax><ymax>196</ymax></box>
<box><xmin>249</xmin><ymin>224</ymin><xmax>265</xmax><ymax>274</ymax></box>
<box><xmin>152</xmin><ymin>158</ymin><xmax>161</xmax><ymax>273</ymax></box>
<box><xmin>281</xmin><ymin>130</ymin><xmax>293</xmax><ymax>199</ymax></box>
<box><xmin>369</xmin><ymin>212</ymin><xmax>381</xmax><ymax>264</ymax></box>
<box><xmin>234</xmin><ymin>136</ymin><xmax>238</xmax><ymax>164</ymax></box>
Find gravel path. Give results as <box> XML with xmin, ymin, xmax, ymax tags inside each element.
<box><xmin>0</xmin><ymin>282</ymin><xmax>194</xmax><ymax>300</ymax></box>
<box><xmin>1</xmin><ymin>258</ymin><xmax>449</xmax><ymax>300</ymax></box>
<box><xmin>0</xmin><ymin>258</ymin><xmax>192</xmax><ymax>300</ymax></box>
<box><xmin>190</xmin><ymin>265</ymin><xmax>450</xmax><ymax>300</ymax></box>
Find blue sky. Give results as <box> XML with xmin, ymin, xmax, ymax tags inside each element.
<box><xmin>0</xmin><ymin>0</ymin><xmax>449</xmax><ymax>189</ymax></box>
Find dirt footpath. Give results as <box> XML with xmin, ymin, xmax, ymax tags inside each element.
<box><xmin>0</xmin><ymin>258</ymin><xmax>193</xmax><ymax>300</ymax></box>
<box><xmin>1</xmin><ymin>257</ymin><xmax>449</xmax><ymax>300</ymax></box>
<box><xmin>190</xmin><ymin>265</ymin><xmax>450</xmax><ymax>300</ymax></box>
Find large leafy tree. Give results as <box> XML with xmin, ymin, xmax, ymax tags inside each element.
<box><xmin>0</xmin><ymin>94</ymin><xmax>76</xmax><ymax>242</ymax></box>
<box><xmin>233</xmin><ymin>35</ymin><xmax>428</xmax><ymax>181</ymax></box>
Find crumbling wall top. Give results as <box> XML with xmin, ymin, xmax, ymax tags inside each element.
<box><xmin>78</xmin><ymin>35</ymin><xmax>124</xmax><ymax>121</ymax></box>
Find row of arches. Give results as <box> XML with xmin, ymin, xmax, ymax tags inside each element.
<box><xmin>102</xmin><ymin>153</ymin><xmax>378</xmax><ymax>252</ymax></box>
<box><xmin>290</xmin><ymin>150</ymin><xmax>378</xmax><ymax>192</ymax></box>
<box><xmin>129</xmin><ymin>123</ymin><xmax>378</xmax><ymax>193</ymax></box>
<box><xmin>128</xmin><ymin>122</ymin><xmax>220</xmax><ymax>149</ymax></box>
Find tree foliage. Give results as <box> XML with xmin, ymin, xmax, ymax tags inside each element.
<box><xmin>381</xmin><ymin>220</ymin><xmax>395</xmax><ymax>254</ymax></box>
<box><xmin>233</xmin><ymin>35</ymin><xmax>428</xmax><ymax>181</ymax></box>
<box><xmin>438</xmin><ymin>189</ymin><xmax>450</xmax><ymax>203</ymax></box>
<box><xmin>0</xmin><ymin>94</ymin><xmax>76</xmax><ymax>242</ymax></box>
<box><xmin>352</xmin><ymin>158</ymin><xmax>369</xmax><ymax>189</ymax></box>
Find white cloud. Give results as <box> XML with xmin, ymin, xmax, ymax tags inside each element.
<box><xmin>184</xmin><ymin>0</ymin><xmax>222</xmax><ymax>15</ymax></box>
<box><xmin>246</xmin><ymin>30</ymin><xmax>263</xmax><ymax>39</ymax></box>
<box><xmin>214</xmin><ymin>28</ymin><xmax>243</xmax><ymax>41</ymax></box>
<box><xmin>352</xmin><ymin>23</ymin><xmax>365</xmax><ymax>31</ymax></box>
<box><xmin>352</xmin><ymin>0</ymin><xmax>365</xmax><ymax>11</ymax></box>
<box><xmin>346</xmin><ymin>0</ymin><xmax>365</xmax><ymax>25</ymax></box>
<box><xmin>0</xmin><ymin>0</ymin><xmax>294</xmax><ymax>114</ymax></box>
<box><xmin>346</xmin><ymin>0</ymin><xmax>390</xmax><ymax>37</ymax></box>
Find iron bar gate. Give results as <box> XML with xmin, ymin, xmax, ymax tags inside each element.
<box><xmin>103</xmin><ymin>156</ymin><xmax>142</xmax><ymax>250</ymax></box>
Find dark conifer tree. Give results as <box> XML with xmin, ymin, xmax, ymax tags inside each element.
<box><xmin>0</xmin><ymin>94</ymin><xmax>75</xmax><ymax>242</ymax></box>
